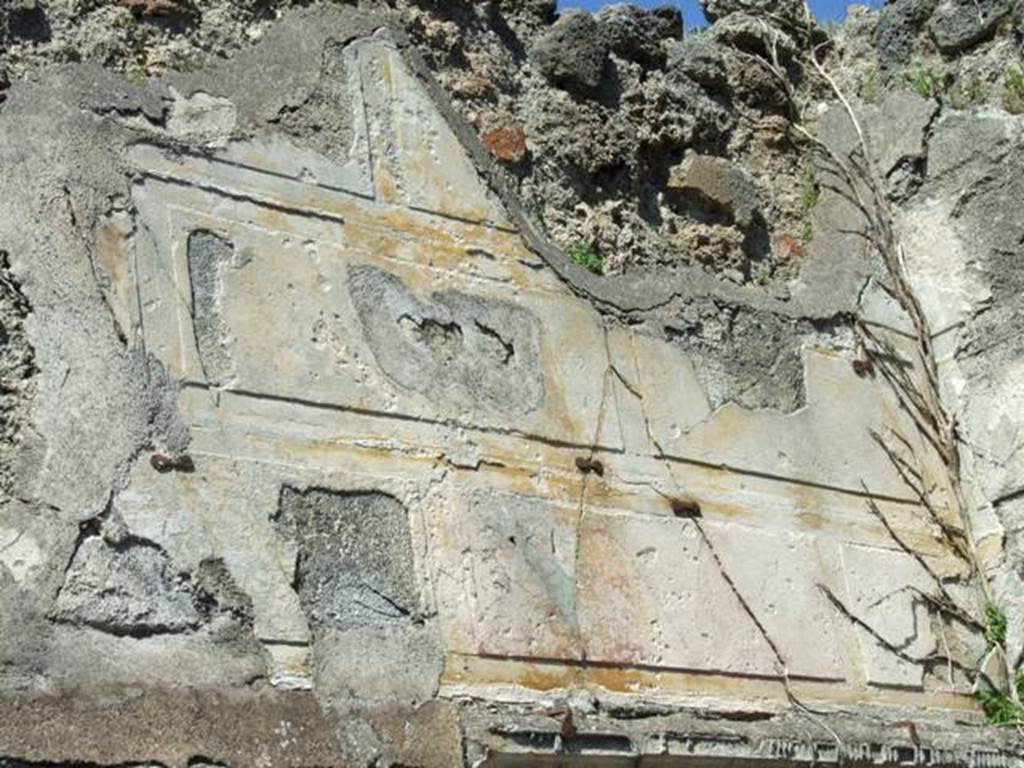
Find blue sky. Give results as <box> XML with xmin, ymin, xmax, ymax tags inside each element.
<box><xmin>557</xmin><ymin>0</ymin><xmax>881</xmax><ymax>30</ymax></box>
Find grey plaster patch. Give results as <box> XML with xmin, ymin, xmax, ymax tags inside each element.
<box><xmin>266</xmin><ymin>38</ymin><xmax>354</xmax><ymax>166</ymax></box>
<box><xmin>923</xmin><ymin>111</ymin><xmax>1024</xmax><ymax>631</ymax></box>
<box><xmin>51</xmin><ymin>527</ymin><xmax>201</xmax><ymax>638</ymax></box>
<box><xmin>271</xmin><ymin>486</ymin><xmax>442</xmax><ymax>707</ymax></box>
<box><xmin>187</xmin><ymin>230</ymin><xmax>236</xmax><ymax>388</ymax></box>
<box><xmin>0</xmin><ymin>554</ymin><xmax>51</xmax><ymax>690</ymax></box>
<box><xmin>663</xmin><ymin>300</ymin><xmax>820</xmax><ymax>412</ymax></box>
<box><xmin>166</xmin><ymin>88</ymin><xmax>237</xmax><ymax>148</ymax></box>
<box><xmin>0</xmin><ymin>251</ymin><xmax>35</xmax><ymax>502</ymax></box>
<box><xmin>272</xmin><ymin>487</ymin><xmax>419</xmax><ymax>632</ymax></box>
<box><xmin>817</xmin><ymin>91</ymin><xmax>937</xmax><ymax>186</ymax></box>
<box><xmin>49</xmin><ymin>508</ymin><xmax>255</xmax><ymax>642</ymax></box>
<box><xmin>348</xmin><ymin>264</ymin><xmax>546</xmax><ymax>418</ymax></box>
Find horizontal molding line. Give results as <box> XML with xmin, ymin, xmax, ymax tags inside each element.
<box><xmin>138</xmin><ymin>156</ymin><xmax>519</xmax><ymax>235</ymax></box>
<box><xmin>201</xmin><ymin>152</ymin><xmax>377</xmax><ymax>203</ymax></box>
<box><xmin>460</xmin><ymin>651</ymin><xmax>845</xmax><ymax>685</ymax></box>
<box><xmin>181</xmin><ymin>382</ymin><xmax>923</xmax><ymax>508</ymax></box>
<box><xmin>138</xmin><ymin>169</ymin><xmax>348</xmax><ymax>227</ymax></box>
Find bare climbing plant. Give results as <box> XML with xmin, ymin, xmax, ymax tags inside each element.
<box><xmin>722</xmin><ymin>2</ymin><xmax>1019</xmax><ymax>724</ymax></box>
<box><xmin>783</xmin><ymin>3</ymin><xmax>1020</xmax><ymax>723</ymax></box>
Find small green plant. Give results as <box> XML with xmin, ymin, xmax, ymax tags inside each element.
<box><xmin>1003</xmin><ymin>67</ymin><xmax>1024</xmax><ymax>114</ymax></box>
<box><xmin>975</xmin><ymin>602</ymin><xmax>1023</xmax><ymax>725</ymax></box>
<box><xmin>977</xmin><ymin>673</ymin><xmax>1024</xmax><ymax>725</ymax></box>
<box><xmin>112</xmin><ymin>10</ymin><xmax>136</xmax><ymax>29</ymax></box>
<box><xmin>754</xmin><ymin>266</ymin><xmax>771</xmax><ymax>286</ymax></box>
<box><xmin>860</xmin><ymin>68</ymin><xmax>879</xmax><ymax>104</ymax></box>
<box><xmin>997</xmin><ymin>10</ymin><xmax>1019</xmax><ymax>37</ymax></box>
<box><xmin>985</xmin><ymin>601</ymin><xmax>1008</xmax><ymax>649</ymax></box>
<box><xmin>125</xmin><ymin>64</ymin><xmax>148</xmax><ymax>83</ymax></box>
<box><xmin>948</xmin><ymin>72</ymin><xmax>990</xmax><ymax>109</ymax></box>
<box><xmin>169</xmin><ymin>48</ymin><xmax>204</xmax><ymax>73</ymax></box>
<box><xmin>125</xmin><ymin>25</ymin><xmax>152</xmax><ymax>81</ymax></box>
<box><xmin>904</xmin><ymin>62</ymin><xmax>946</xmax><ymax>99</ymax></box>
<box><xmin>567</xmin><ymin>243</ymin><xmax>603</xmax><ymax>275</ymax></box>
<box><xmin>799</xmin><ymin>166</ymin><xmax>819</xmax><ymax>242</ymax></box>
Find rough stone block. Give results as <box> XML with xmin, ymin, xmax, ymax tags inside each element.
<box><xmin>929</xmin><ymin>0</ymin><xmax>1013</xmax><ymax>52</ymax></box>
<box><xmin>667</xmin><ymin>153</ymin><xmax>760</xmax><ymax>229</ymax></box>
<box><xmin>530</xmin><ymin>11</ymin><xmax>609</xmax><ymax>92</ymax></box>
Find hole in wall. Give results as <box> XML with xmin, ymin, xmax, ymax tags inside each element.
<box><xmin>670</xmin><ymin>497</ymin><xmax>702</xmax><ymax>519</ymax></box>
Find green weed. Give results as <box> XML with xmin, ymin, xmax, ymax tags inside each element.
<box><xmin>567</xmin><ymin>243</ymin><xmax>603</xmax><ymax>275</ymax></box>
<box><xmin>1003</xmin><ymin>67</ymin><xmax>1024</xmax><ymax>114</ymax></box>
<box><xmin>125</xmin><ymin>65</ymin><xmax>148</xmax><ymax>83</ymax></box>
<box><xmin>977</xmin><ymin>673</ymin><xmax>1024</xmax><ymax>725</ymax></box>
<box><xmin>799</xmin><ymin>166</ymin><xmax>819</xmax><ymax>243</ymax></box>
<box><xmin>948</xmin><ymin>73</ymin><xmax>989</xmax><ymax>109</ymax></box>
<box><xmin>860</xmin><ymin>68</ymin><xmax>879</xmax><ymax>104</ymax></box>
<box><xmin>904</xmin><ymin>63</ymin><xmax>946</xmax><ymax>99</ymax></box>
<box><xmin>169</xmin><ymin>49</ymin><xmax>204</xmax><ymax>73</ymax></box>
<box><xmin>985</xmin><ymin>601</ymin><xmax>1008</xmax><ymax>649</ymax></box>
<box><xmin>112</xmin><ymin>10</ymin><xmax>136</xmax><ymax>29</ymax></box>
<box><xmin>754</xmin><ymin>266</ymin><xmax>771</xmax><ymax>286</ymax></box>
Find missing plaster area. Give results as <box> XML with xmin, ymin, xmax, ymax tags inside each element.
<box><xmin>398</xmin><ymin>314</ymin><xmax>464</xmax><ymax>367</ymax></box>
<box><xmin>348</xmin><ymin>264</ymin><xmax>545</xmax><ymax>417</ymax></box>
<box><xmin>50</xmin><ymin>513</ymin><xmax>253</xmax><ymax>639</ymax></box>
<box><xmin>272</xmin><ymin>487</ymin><xmax>419</xmax><ymax>633</ymax></box>
<box><xmin>0</xmin><ymin>250</ymin><xmax>36</xmax><ymax>502</ymax></box>
<box><xmin>662</xmin><ymin>300</ymin><xmax>819</xmax><ymax>413</ymax></box>
<box><xmin>268</xmin><ymin>38</ymin><xmax>354</xmax><ymax>165</ymax></box>
<box><xmin>187</xmin><ymin>230</ymin><xmax>236</xmax><ymax>388</ymax></box>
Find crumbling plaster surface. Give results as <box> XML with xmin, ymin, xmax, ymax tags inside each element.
<box><xmin>0</xmin><ymin>2</ymin><xmax>1022</xmax><ymax>766</ymax></box>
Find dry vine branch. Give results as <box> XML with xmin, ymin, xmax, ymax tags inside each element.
<box><xmin>718</xmin><ymin>0</ymin><xmax>1017</xmax><ymax>718</ymax></box>
<box><xmin>860</xmin><ymin>482</ymin><xmax>974</xmax><ymax>616</ymax></box>
<box><xmin>817</xmin><ymin>584</ymin><xmax>974</xmax><ymax>676</ymax></box>
<box><xmin>790</xmin><ymin>2</ymin><xmax>1019</xmax><ymax>708</ymax></box>
<box><xmin>715</xmin><ymin>0</ymin><xmax>1022</xmax><ymax>711</ymax></box>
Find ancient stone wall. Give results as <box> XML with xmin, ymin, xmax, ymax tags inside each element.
<box><xmin>0</xmin><ymin>1</ymin><xmax>1023</xmax><ymax>766</ymax></box>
